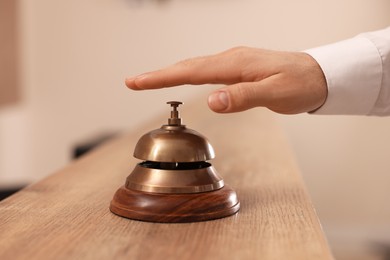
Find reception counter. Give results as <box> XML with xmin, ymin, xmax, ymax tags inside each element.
<box><xmin>0</xmin><ymin>101</ymin><xmax>333</xmax><ymax>259</ymax></box>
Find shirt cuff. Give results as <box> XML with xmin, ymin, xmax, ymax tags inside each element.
<box><xmin>304</xmin><ymin>34</ymin><xmax>383</xmax><ymax>115</ymax></box>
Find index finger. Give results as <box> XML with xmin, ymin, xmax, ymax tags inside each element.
<box><xmin>125</xmin><ymin>51</ymin><xmax>244</xmax><ymax>90</ymax></box>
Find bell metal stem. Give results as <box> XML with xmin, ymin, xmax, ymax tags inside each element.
<box><xmin>167</xmin><ymin>101</ymin><xmax>182</xmax><ymax>125</ymax></box>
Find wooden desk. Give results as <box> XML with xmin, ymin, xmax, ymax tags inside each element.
<box><xmin>0</xmin><ymin>102</ymin><xmax>333</xmax><ymax>259</ymax></box>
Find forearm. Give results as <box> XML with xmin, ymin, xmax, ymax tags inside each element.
<box><xmin>305</xmin><ymin>27</ymin><xmax>390</xmax><ymax>116</ymax></box>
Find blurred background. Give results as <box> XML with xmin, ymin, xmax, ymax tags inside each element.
<box><xmin>1</xmin><ymin>0</ymin><xmax>390</xmax><ymax>259</ymax></box>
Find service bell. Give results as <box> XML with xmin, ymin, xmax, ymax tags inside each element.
<box><xmin>110</xmin><ymin>101</ymin><xmax>240</xmax><ymax>222</ymax></box>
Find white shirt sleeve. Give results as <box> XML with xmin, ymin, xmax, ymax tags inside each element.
<box><xmin>304</xmin><ymin>27</ymin><xmax>390</xmax><ymax>116</ymax></box>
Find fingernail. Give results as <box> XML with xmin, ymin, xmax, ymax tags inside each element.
<box><xmin>208</xmin><ymin>91</ymin><xmax>229</xmax><ymax>111</ymax></box>
<box><xmin>125</xmin><ymin>77</ymin><xmax>134</xmax><ymax>85</ymax></box>
<box><xmin>125</xmin><ymin>74</ymin><xmax>148</xmax><ymax>89</ymax></box>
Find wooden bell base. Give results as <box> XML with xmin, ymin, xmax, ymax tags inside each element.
<box><xmin>110</xmin><ymin>185</ymin><xmax>240</xmax><ymax>223</ymax></box>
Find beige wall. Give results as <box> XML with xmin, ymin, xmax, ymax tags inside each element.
<box><xmin>1</xmin><ymin>0</ymin><xmax>390</xmax><ymax>257</ymax></box>
<box><xmin>0</xmin><ymin>0</ymin><xmax>20</xmax><ymax>107</ymax></box>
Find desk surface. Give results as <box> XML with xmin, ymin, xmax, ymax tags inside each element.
<box><xmin>0</xmin><ymin>102</ymin><xmax>333</xmax><ymax>259</ymax></box>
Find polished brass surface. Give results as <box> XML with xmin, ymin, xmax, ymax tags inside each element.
<box><xmin>133</xmin><ymin>125</ymin><xmax>215</xmax><ymax>162</ymax></box>
<box><xmin>111</xmin><ymin>101</ymin><xmax>239</xmax><ymax>222</ymax></box>
<box><xmin>134</xmin><ymin>101</ymin><xmax>215</xmax><ymax>162</ymax></box>
<box><xmin>131</xmin><ymin>101</ymin><xmax>220</xmax><ymax>193</ymax></box>
<box><xmin>126</xmin><ymin>164</ymin><xmax>224</xmax><ymax>193</ymax></box>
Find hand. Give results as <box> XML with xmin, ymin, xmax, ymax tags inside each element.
<box><xmin>125</xmin><ymin>47</ymin><xmax>328</xmax><ymax>114</ymax></box>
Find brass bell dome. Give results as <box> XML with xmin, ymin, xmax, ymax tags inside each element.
<box><xmin>110</xmin><ymin>101</ymin><xmax>240</xmax><ymax>223</ymax></box>
<box><xmin>134</xmin><ymin>127</ymin><xmax>215</xmax><ymax>162</ymax></box>
<box><xmin>133</xmin><ymin>101</ymin><xmax>215</xmax><ymax>162</ymax></box>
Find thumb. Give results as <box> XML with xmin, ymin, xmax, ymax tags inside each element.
<box><xmin>208</xmin><ymin>82</ymin><xmax>270</xmax><ymax>113</ymax></box>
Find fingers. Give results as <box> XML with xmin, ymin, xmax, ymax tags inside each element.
<box><xmin>208</xmin><ymin>79</ymin><xmax>276</xmax><ymax>113</ymax></box>
<box><xmin>125</xmin><ymin>48</ymin><xmax>253</xmax><ymax>90</ymax></box>
<box><xmin>208</xmin><ymin>72</ymin><xmax>327</xmax><ymax>114</ymax></box>
<box><xmin>125</xmin><ymin>48</ymin><xmax>328</xmax><ymax>115</ymax></box>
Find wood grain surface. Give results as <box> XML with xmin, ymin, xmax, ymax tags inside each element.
<box><xmin>110</xmin><ymin>185</ymin><xmax>240</xmax><ymax>223</ymax></box>
<box><xmin>0</xmin><ymin>101</ymin><xmax>333</xmax><ymax>259</ymax></box>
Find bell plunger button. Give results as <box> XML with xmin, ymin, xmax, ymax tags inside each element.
<box><xmin>167</xmin><ymin>101</ymin><xmax>182</xmax><ymax>126</ymax></box>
